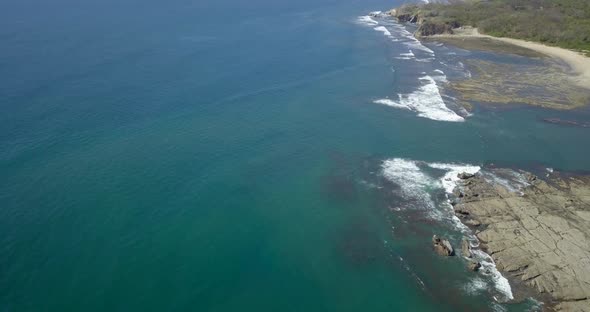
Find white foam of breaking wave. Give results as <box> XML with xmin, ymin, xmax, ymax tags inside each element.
<box><xmin>481</xmin><ymin>171</ymin><xmax>530</xmax><ymax>194</ymax></box>
<box><xmin>427</xmin><ymin>163</ymin><xmax>514</xmax><ymax>301</ymax></box>
<box><xmin>382</xmin><ymin>159</ymin><xmax>438</xmax><ymax>208</ymax></box>
<box><xmin>374</xmin><ymin>76</ymin><xmax>464</xmax><ymax>122</ymax></box>
<box><xmin>391</xmin><ymin>24</ymin><xmax>435</xmax><ymax>55</ymax></box>
<box><xmin>381</xmin><ymin>160</ymin><xmax>480</xmax><ymax>220</ymax></box>
<box><xmin>374</xmin><ymin>26</ymin><xmax>392</xmax><ymax>37</ymax></box>
<box><xmin>472</xmin><ymin>249</ymin><xmax>514</xmax><ymax>301</ymax></box>
<box><xmin>463</xmin><ymin>277</ymin><xmax>488</xmax><ymax>295</ymax></box>
<box><xmin>357</xmin><ymin>15</ymin><xmax>378</xmax><ymax>26</ymax></box>
<box><xmin>427</xmin><ymin>162</ymin><xmax>481</xmax><ymax>233</ymax></box>
<box><xmin>401</xmin><ymin>50</ymin><xmax>415</xmax><ymax>57</ymax></box>
<box><xmin>428</xmin><ymin>163</ymin><xmax>481</xmax><ymax>194</ymax></box>
<box><xmin>381</xmin><ymin>158</ymin><xmax>514</xmax><ymax>301</ymax></box>
<box><xmin>374</xmin><ymin>98</ymin><xmax>408</xmax><ymax>109</ymax></box>
<box><xmin>357</xmin><ymin>14</ymin><xmax>435</xmax><ymax>59</ymax></box>
<box><xmin>432</xmin><ymin>69</ymin><xmax>448</xmax><ymax>83</ymax></box>
<box><xmin>395</xmin><ymin>50</ymin><xmax>415</xmax><ymax>60</ymax></box>
<box><xmin>415</xmin><ymin>57</ymin><xmax>435</xmax><ymax>62</ymax></box>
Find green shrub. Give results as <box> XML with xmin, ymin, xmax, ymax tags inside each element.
<box><xmin>406</xmin><ymin>0</ymin><xmax>590</xmax><ymax>54</ymax></box>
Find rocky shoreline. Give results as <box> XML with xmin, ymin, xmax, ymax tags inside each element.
<box><xmin>385</xmin><ymin>4</ymin><xmax>590</xmax><ymax>93</ymax></box>
<box><xmin>447</xmin><ymin>168</ymin><xmax>590</xmax><ymax>311</ymax></box>
<box><xmin>386</xmin><ymin>6</ymin><xmax>456</xmax><ymax>37</ymax></box>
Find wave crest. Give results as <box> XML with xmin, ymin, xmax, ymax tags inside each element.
<box><xmin>374</xmin><ymin>75</ymin><xmax>464</xmax><ymax>122</ymax></box>
<box><xmin>381</xmin><ymin>158</ymin><xmax>514</xmax><ymax>301</ymax></box>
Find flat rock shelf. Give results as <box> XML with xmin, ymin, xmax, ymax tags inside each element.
<box><xmin>451</xmin><ymin>169</ymin><xmax>590</xmax><ymax>311</ymax></box>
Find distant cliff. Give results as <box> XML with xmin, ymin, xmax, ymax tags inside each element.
<box><xmin>389</xmin><ymin>0</ymin><xmax>590</xmax><ymax>54</ymax></box>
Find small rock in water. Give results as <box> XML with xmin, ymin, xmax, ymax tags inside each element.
<box><xmin>432</xmin><ymin>235</ymin><xmax>455</xmax><ymax>256</ymax></box>
<box><xmin>458</xmin><ymin>172</ymin><xmax>475</xmax><ymax>180</ymax></box>
<box><xmin>525</xmin><ymin>173</ymin><xmax>537</xmax><ymax>182</ymax></box>
<box><xmin>468</xmin><ymin>261</ymin><xmax>482</xmax><ymax>272</ymax></box>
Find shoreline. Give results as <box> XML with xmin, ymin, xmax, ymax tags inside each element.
<box><xmin>368</xmin><ymin>7</ymin><xmax>590</xmax><ymax>309</ymax></box>
<box><xmin>426</xmin><ymin>27</ymin><xmax>590</xmax><ymax>90</ymax></box>
<box><xmin>450</xmin><ymin>168</ymin><xmax>590</xmax><ymax>311</ymax></box>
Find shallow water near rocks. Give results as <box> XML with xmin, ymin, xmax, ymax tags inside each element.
<box><xmin>1</xmin><ymin>0</ymin><xmax>589</xmax><ymax>311</ymax></box>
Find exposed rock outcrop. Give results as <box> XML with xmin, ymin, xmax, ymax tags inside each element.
<box><xmin>388</xmin><ymin>5</ymin><xmax>458</xmax><ymax>37</ymax></box>
<box><xmin>458</xmin><ymin>172</ymin><xmax>475</xmax><ymax>180</ymax></box>
<box><xmin>416</xmin><ymin>21</ymin><xmax>454</xmax><ymax>37</ymax></box>
<box><xmin>452</xmin><ymin>169</ymin><xmax>590</xmax><ymax>311</ymax></box>
<box><xmin>461</xmin><ymin>238</ymin><xmax>473</xmax><ymax>258</ymax></box>
<box><xmin>468</xmin><ymin>261</ymin><xmax>482</xmax><ymax>272</ymax></box>
<box><xmin>432</xmin><ymin>235</ymin><xmax>455</xmax><ymax>256</ymax></box>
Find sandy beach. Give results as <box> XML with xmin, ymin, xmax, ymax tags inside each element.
<box><xmin>431</xmin><ymin>27</ymin><xmax>590</xmax><ymax>90</ymax></box>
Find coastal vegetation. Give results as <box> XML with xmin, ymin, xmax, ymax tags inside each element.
<box><xmin>392</xmin><ymin>0</ymin><xmax>590</xmax><ymax>54</ymax></box>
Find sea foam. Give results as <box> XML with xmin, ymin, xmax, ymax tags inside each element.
<box><xmin>395</xmin><ymin>50</ymin><xmax>415</xmax><ymax>60</ymax></box>
<box><xmin>356</xmin><ymin>15</ymin><xmax>379</xmax><ymax>26</ymax></box>
<box><xmin>381</xmin><ymin>158</ymin><xmax>441</xmax><ymax>218</ymax></box>
<box><xmin>389</xmin><ymin>23</ymin><xmax>435</xmax><ymax>55</ymax></box>
<box><xmin>428</xmin><ymin>162</ymin><xmax>481</xmax><ymax>194</ymax></box>
<box><xmin>374</xmin><ymin>26</ymin><xmax>393</xmax><ymax>37</ymax></box>
<box><xmin>357</xmin><ymin>13</ymin><xmax>434</xmax><ymax>58</ymax></box>
<box><xmin>472</xmin><ymin>249</ymin><xmax>514</xmax><ymax>301</ymax></box>
<box><xmin>428</xmin><ymin>163</ymin><xmax>514</xmax><ymax>301</ymax></box>
<box><xmin>374</xmin><ymin>75</ymin><xmax>464</xmax><ymax>122</ymax></box>
<box><xmin>381</xmin><ymin>158</ymin><xmax>514</xmax><ymax>301</ymax></box>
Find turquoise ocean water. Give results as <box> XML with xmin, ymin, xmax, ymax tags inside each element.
<box><xmin>1</xmin><ymin>0</ymin><xmax>589</xmax><ymax>310</ymax></box>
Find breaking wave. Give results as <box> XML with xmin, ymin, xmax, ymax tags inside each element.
<box><xmin>356</xmin><ymin>13</ymin><xmax>434</xmax><ymax>56</ymax></box>
<box><xmin>374</xmin><ymin>26</ymin><xmax>392</xmax><ymax>37</ymax></box>
<box><xmin>481</xmin><ymin>170</ymin><xmax>530</xmax><ymax>195</ymax></box>
<box><xmin>356</xmin><ymin>15</ymin><xmax>379</xmax><ymax>26</ymax></box>
<box><xmin>374</xmin><ymin>75</ymin><xmax>464</xmax><ymax>122</ymax></box>
<box><xmin>382</xmin><ymin>158</ymin><xmax>438</xmax><ymax>210</ymax></box>
<box><xmin>381</xmin><ymin>158</ymin><xmax>514</xmax><ymax>301</ymax></box>
<box><xmin>395</xmin><ymin>50</ymin><xmax>415</xmax><ymax>60</ymax></box>
<box><xmin>354</xmin><ymin>12</ymin><xmax>465</xmax><ymax>123</ymax></box>
<box><xmin>387</xmin><ymin>23</ymin><xmax>434</xmax><ymax>55</ymax></box>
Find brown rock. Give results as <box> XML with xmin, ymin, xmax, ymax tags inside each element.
<box><xmin>454</xmin><ymin>208</ymin><xmax>470</xmax><ymax>216</ymax></box>
<box><xmin>432</xmin><ymin>235</ymin><xmax>455</xmax><ymax>256</ymax></box>
<box><xmin>458</xmin><ymin>172</ymin><xmax>476</xmax><ymax>180</ymax></box>
<box><xmin>464</xmin><ymin>219</ymin><xmax>481</xmax><ymax>227</ymax></box>
<box><xmin>457</xmin><ymin>168</ymin><xmax>590</xmax><ymax>309</ymax></box>
<box><xmin>468</xmin><ymin>261</ymin><xmax>482</xmax><ymax>272</ymax></box>
<box><xmin>461</xmin><ymin>238</ymin><xmax>472</xmax><ymax>258</ymax></box>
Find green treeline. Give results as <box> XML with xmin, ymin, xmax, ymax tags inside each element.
<box><xmin>397</xmin><ymin>0</ymin><xmax>590</xmax><ymax>54</ymax></box>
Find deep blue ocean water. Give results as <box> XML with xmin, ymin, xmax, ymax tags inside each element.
<box><xmin>2</xmin><ymin>0</ymin><xmax>590</xmax><ymax>311</ymax></box>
